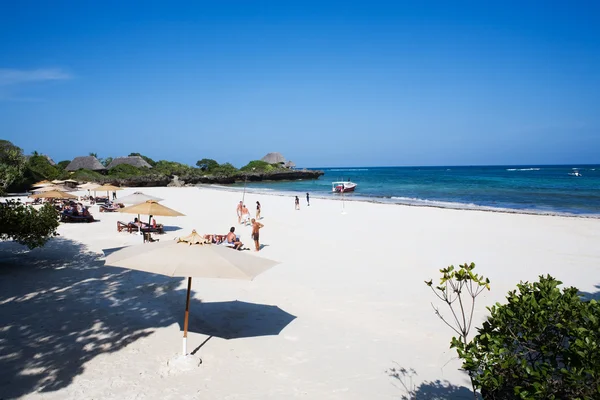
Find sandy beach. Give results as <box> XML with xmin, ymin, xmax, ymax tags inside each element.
<box><xmin>2</xmin><ymin>186</ymin><xmax>600</xmax><ymax>399</ymax></box>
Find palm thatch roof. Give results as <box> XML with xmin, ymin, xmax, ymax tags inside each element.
<box><xmin>261</xmin><ymin>152</ymin><xmax>286</xmax><ymax>164</ymax></box>
<box><xmin>284</xmin><ymin>161</ymin><xmax>296</xmax><ymax>169</ymax></box>
<box><xmin>107</xmin><ymin>156</ymin><xmax>152</xmax><ymax>169</ymax></box>
<box><xmin>65</xmin><ymin>156</ymin><xmax>106</xmax><ymax>171</ymax></box>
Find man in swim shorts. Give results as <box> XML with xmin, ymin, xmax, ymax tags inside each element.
<box><xmin>251</xmin><ymin>218</ymin><xmax>264</xmax><ymax>252</ymax></box>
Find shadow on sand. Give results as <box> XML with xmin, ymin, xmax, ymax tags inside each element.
<box><xmin>0</xmin><ymin>238</ymin><xmax>294</xmax><ymax>399</ymax></box>
<box><xmin>387</xmin><ymin>364</ymin><xmax>475</xmax><ymax>400</ymax></box>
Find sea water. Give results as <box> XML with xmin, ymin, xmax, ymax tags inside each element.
<box><xmin>227</xmin><ymin>165</ymin><xmax>600</xmax><ymax>216</ymax></box>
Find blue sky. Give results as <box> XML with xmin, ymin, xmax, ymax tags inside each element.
<box><xmin>1</xmin><ymin>1</ymin><xmax>599</xmax><ymax>167</ymax></box>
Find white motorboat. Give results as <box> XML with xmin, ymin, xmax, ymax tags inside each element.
<box><xmin>332</xmin><ymin>181</ymin><xmax>357</xmax><ymax>193</ymax></box>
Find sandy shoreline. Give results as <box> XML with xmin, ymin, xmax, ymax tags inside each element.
<box><xmin>200</xmin><ymin>184</ymin><xmax>600</xmax><ymax>219</ymax></box>
<box><xmin>1</xmin><ymin>186</ymin><xmax>600</xmax><ymax>399</ymax></box>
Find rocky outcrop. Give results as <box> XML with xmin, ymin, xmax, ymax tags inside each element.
<box><xmin>93</xmin><ymin>170</ymin><xmax>324</xmax><ymax>187</ymax></box>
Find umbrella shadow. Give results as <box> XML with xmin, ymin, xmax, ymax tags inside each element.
<box><xmin>0</xmin><ymin>238</ymin><xmax>188</xmax><ymax>399</ymax></box>
<box><xmin>180</xmin><ymin>300</ymin><xmax>296</xmax><ymax>340</ymax></box>
<box><xmin>386</xmin><ymin>364</ymin><xmax>474</xmax><ymax>399</ymax></box>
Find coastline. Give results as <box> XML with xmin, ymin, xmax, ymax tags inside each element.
<box><xmin>197</xmin><ymin>184</ymin><xmax>600</xmax><ymax>219</ymax></box>
<box><xmin>3</xmin><ymin>185</ymin><xmax>600</xmax><ymax>399</ymax></box>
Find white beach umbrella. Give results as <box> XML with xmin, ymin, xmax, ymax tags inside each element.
<box><xmin>118</xmin><ymin>192</ymin><xmax>164</xmax><ymax>205</ymax></box>
<box><xmin>104</xmin><ymin>232</ymin><xmax>279</xmax><ymax>356</ymax></box>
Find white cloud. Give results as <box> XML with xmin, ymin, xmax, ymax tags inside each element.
<box><xmin>0</xmin><ymin>68</ymin><xmax>72</xmax><ymax>86</ymax></box>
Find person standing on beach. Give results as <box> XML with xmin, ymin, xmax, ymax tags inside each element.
<box><xmin>295</xmin><ymin>196</ymin><xmax>300</xmax><ymax>210</ymax></box>
<box><xmin>112</xmin><ymin>191</ymin><xmax>117</xmax><ymax>200</ymax></box>
<box><xmin>306</xmin><ymin>192</ymin><xmax>310</xmax><ymax>206</ymax></box>
<box><xmin>236</xmin><ymin>201</ymin><xmax>243</xmax><ymax>224</ymax></box>
<box><xmin>251</xmin><ymin>218</ymin><xmax>264</xmax><ymax>251</ymax></box>
<box><xmin>256</xmin><ymin>201</ymin><xmax>261</xmax><ymax>219</ymax></box>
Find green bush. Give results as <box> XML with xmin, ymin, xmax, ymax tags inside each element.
<box><xmin>461</xmin><ymin>275</ymin><xmax>600</xmax><ymax>399</ymax></box>
<box><xmin>24</xmin><ymin>155</ymin><xmax>61</xmax><ymax>182</ymax></box>
<box><xmin>0</xmin><ymin>200</ymin><xmax>60</xmax><ymax>249</ymax></box>
<box><xmin>71</xmin><ymin>169</ymin><xmax>105</xmax><ymax>182</ymax></box>
<box><xmin>153</xmin><ymin>160</ymin><xmax>193</xmax><ymax>176</ymax></box>
<box><xmin>240</xmin><ymin>160</ymin><xmax>275</xmax><ymax>172</ymax></box>
<box><xmin>56</xmin><ymin>160</ymin><xmax>70</xmax><ymax>170</ymax></box>
<box><xmin>108</xmin><ymin>164</ymin><xmax>144</xmax><ymax>178</ymax></box>
<box><xmin>196</xmin><ymin>158</ymin><xmax>219</xmax><ymax>172</ymax></box>
<box><xmin>212</xmin><ymin>162</ymin><xmax>239</xmax><ymax>176</ymax></box>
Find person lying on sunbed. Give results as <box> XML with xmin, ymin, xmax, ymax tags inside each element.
<box><xmin>224</xmin><ymin>227</ymin><xmax>243</xmax><ymax>250</ymax></box>
<box><xmin>131</xmin><ymin>218</ymin><xmax>149</xmax><ymax>229</ymax></box>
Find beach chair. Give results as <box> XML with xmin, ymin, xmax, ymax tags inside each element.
<box><xmin>117</xmin><ymin>221</ymin><xmax>132</xmax><ymax>232</ymax></box>
<box><xmin>61</xmin><ymin>213</ymin><xmax>95</xmax><ymax>223</ymax></box>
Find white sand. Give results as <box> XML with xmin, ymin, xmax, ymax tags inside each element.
<box><xmin>1</xmin><ymin>186</ymin><xmax>600</xmax><ymax>399</ymax></box>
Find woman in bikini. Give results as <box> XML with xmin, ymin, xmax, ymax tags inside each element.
<box><xmin>256</xmin><ymin>201</ymin><xmax>261</xmax><ymax>220</ymax></box>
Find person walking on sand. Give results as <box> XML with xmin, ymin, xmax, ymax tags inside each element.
<box><xmin>236</xmin><ymin>201</ymin><xmax>243</xmax><ymax>224</ymax></box>
<box><xmin>256</xmin><ymin>201</ymin><xmax>261</xmax><ymax>220</ymax></box>
<box><xmin>241</xmin><ymin>204</ymin><xmax>251</xmax><ymax>225</ymax></box>
<box><xmin>251</xmin><ymin>218</ymin><xmax>264</xmax><ymax>251</ymax></box>
<box><xmin>295</xmin><ymin>196</ymin><xmax>300</xmax><ymax>210</ymax></box>
<box><xmin>306</xmin><ymin>192</ymin><xmax>310</xmax><ymax>206</ymax></box>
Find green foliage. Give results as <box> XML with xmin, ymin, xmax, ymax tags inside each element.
<box><xmin>196</xmin><ymin>158</ymin><xmax>219</xmax><ymax>172</ymax></box>
<box><xmin>71</xmin><ymin>169</ymin><xmax>105</xmax><ymax>182</ymax></box>
<box><xmin>56</xmin><ymin>160</ymin><xmax>70</xmax><ymax>170</ymax></box>
<box><xmin>24</xmin><ymin>155</ymin><xmax>61</xmax><ymax>182</ymax></box>
<box><xmin>129</xmin><ymin>152</ymin><xmax>157</xmax><ymax>167</ymax></box>
<box><xmin>460</xmin><ymin>275</ymin><xmax>600</xmax><ymax>399</ymax></box>
<box><xmin>0</xmin><ymin>140</ymin><xmax>26</xmax><ymax>195</ymax></box>
<box><xmin>240</xmin><ymin>160</ymin><xmax>276</xmax><ymax>172</ymax></box>
<box><xmin>426</xmin><ymin>262</ymin><xmax>490</xmax><ymax>398</ymax></box>
<box><xmin>108</xmin><ymin>164</ymin><xmax>145</xmax><ymax>178</ymax></box>
<box><xmin>212</xmin><ymin>162</ymin><xmax>239</xmax><ymax>176</ymax></box>
<box><xmin>0</xmin><ymin>200</ymin><xmax>60</xmax><ymax>249</ymax></box>
<box><xmin>89</xmin><ymin>152</ymin><xmax>98</xmax><ymax>158</ymax></box>
<box><xmin>153</xmin><ymin>160</ymin><xmax>194</xmax><ymax>176</ymax></box>
<box><xmin>102</xmin><ymin>156</ymin><xmax>113</xmax><ymax>168</ymax></box>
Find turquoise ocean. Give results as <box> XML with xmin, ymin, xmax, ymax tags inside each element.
<box><xmin>228</xmin><ymin>165</ymin><xmax>600</xmax><ymax>217</ymax></box>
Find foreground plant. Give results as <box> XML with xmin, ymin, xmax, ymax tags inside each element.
<box><xmin>0</xmin><ymin>200</ymin><xmax>59</xmax><ymax>249</ymax></box>
<box><xmin>425</xmin><ymin>262</ymin><xmax>490</xmax><ymax>399</ymax></box>
<box><xmin>461</xmin><ymin>275</ymin><xmax>600</xmax><ymax>399</ymax></box>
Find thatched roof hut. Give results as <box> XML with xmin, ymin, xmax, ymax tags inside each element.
<box><xmin>107</xmin><ymin>156</ymin><xmax>152</xmax><ymax>169</ymax></box>
<box><xmin>284</xmin><ymin>161</ymin><xmax>296</xmax><ymax>169</ymax></box>
<box><xmin>65</xmin><ymin>156</ymin><xmax>105</xmax><ymax>171</ymax></box>
<box><xmin>261</xmin><ymin>152</ymin><xmax>286</xmax><ymax>165</ymax></box>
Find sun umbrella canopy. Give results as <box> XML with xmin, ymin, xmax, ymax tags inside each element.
<box><xmin>33</xmin><ymin>180</ymin><xmax>52</xmax><ymax>186</ymax></box>
<box><xmin>77</xmin><ymin>182</ymin><xmax>99</xmax><ymax>190</ymax></box>
<box><xmin>117</xmin><ymin>192</ymin><xmax>164</xmax><ymax>205</ymax></box>
<box><xmin>90</xmin><ymin>184</ymin><xmax>123</xmax><ymax>192</ymax></box>
<box><xmin>104</xmin><ymin>239</ymin><xmax>275</xmax><ymax>279</ymax></box>
<box><xmin>31</xmin><ymin>182</ymin><xmax>55</xmax><ymax>188</ymax></box>
<box><xmin>118</xmin><ymin>200</ymin><xmax>184</xmax><ymax>217</ymax></box>
<box><xmin>33</xmin><ymin>185</ymin><xmax>71</xmax><ymax>193</ymax></box>
<box><xmin>51</xmin><ymin>180</ymin><xmax>65</xmax><ymax>184</ymax></box>
<box><xmin>30</xmin><ymin>190</ymin><xmax>77</xmax><ymax>199</ymax></box>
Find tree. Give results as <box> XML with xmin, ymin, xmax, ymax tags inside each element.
<box><xmin>196</xmin><ymin>158</ymin><xmax>219</xmax><ymax>172</ymax></box>
<box><xmin>108</xmin><ymin>164</ymin><xmax>143</xmax><ymax>178</ymax></box>
<box><xmin>240</xmin><ymin>160</ymin><xmax>275</xmax><ymax>172</ymax></box>
<box><xmin>0</xmin><ymin>200</ymin><xmax>60</xmax><ymax>249</ymax></box>
<box><xmin>57</xmin><ymin>160</ymin><xmax>70</xmax><ymax>170</ymax></box>
<box><xmin>24</xmin><ymin>154</ymin><xmax>61</xmax><ymax>182</ymax></box>
<box><xmin>460</xmin><ymin>275</ymin><xmax>600</xmax><ymax>399</ymax></box>
<box><xmin>212</xmin><ymin>162</ymin><xmax>238</xmax><ymax>176</ymax></box>
<box><xmin>0</xmin><ymin>140</ymin><xmax>26</xmax><ymax>195</ymax></box>
<box><xmin>89</xmin><ymin>152</ymin><xmax>98</xmax><ymax>158</ymax></box>
<box><xmin>102</xmin><ymin>157</ymin><xmax>113</xmax><ymax>168</ymax></box>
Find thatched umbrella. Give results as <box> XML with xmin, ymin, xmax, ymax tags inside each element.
<box><xmin>65</xmin><ymin>156</ymin><xmax>105</xmax><ymax>172</ymax></box>
<box><xmin>118</xmin><ymin>192</ymin><xmax>163</xmax><ymax>205</ymax></box>
<box><xmin>33</xmin><ymin>185</ymin><xmax>72</xmax><ymax>193</ymax></box>
<box><xmin>30</xmin><ymin>190</ymin><xmax>77</xmax><ymax>199</ymax></box>
<box><xmin>32</xmin><ymin>180</ymin><xmax>53</xmax><ymax>188</ymax></box>
<box><xmin>261</xmin><ymin>152</ymin><xmax>286</xmax><ymax>165</ymax></box>
<box><xmin>107</xmin><ymin>156</ymin><xmax>152</xmax><ymax>169</ymax></box>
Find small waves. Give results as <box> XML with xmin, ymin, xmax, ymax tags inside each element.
<box><xmin>506</xmin><ymin>168</ymin><xmax>541</xmax><ymax>171</ymax></box>
<box><xmin>326</xmin><ymin>168</ymin><xmax>369</xmax><ymax>172</ymax></box>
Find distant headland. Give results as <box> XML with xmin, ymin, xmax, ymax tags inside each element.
<box><xmin>0</xmin><ymin>140</ymin><xmax>323</xmax><ymax>192</ymax></box>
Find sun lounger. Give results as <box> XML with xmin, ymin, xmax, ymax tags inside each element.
<box><xmin>61</xmin><ymin>213</ymin><xmax>95</xmax><ymax>223</ymax></box>
<box><xmin>100</xmin><ymin>204</ymin><xmax>120</xmax><ymax>212</ymax></box>
<box><xmin>141</xmin><ymin>224</ymin><xmax>164</xmax><ymax>234</ymax></box>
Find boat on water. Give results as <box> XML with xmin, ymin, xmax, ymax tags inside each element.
<box><xmin>332</xmin><ymin>181</ymin><xmax>357</xmax><ymax>193</ymax></box>
<box><xmin>569</xmin><ymin>171</ymin><xmax>583</xmax><ymax>177</ymax></box>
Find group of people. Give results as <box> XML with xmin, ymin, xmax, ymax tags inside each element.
<box><xmin>236</xmin><ymin>201</ymin><xmax>261</xmax><ymax>225</ymax></box>
<box><xmin>60</xmin><ymin>201</ymin><xmax>92</xmax><ymax>218</ymax></box>
<box><xmin>204</xmin><ymin>222</ymin><xmax>263</xmax><ymax>252</ymax></box>
<box><xmin>232</xmin><ymin>200</ymin><xmax>264</xmax><ymax>251</ymax></box>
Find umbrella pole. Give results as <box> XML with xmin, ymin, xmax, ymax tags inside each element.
<box><xmin>183</xmin><ymin>277</ymin><xmax>192</xmax><ymax>356</ymax></box>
